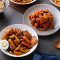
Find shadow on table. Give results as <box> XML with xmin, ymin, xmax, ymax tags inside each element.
<box><xmin>38</xmin><ymin>29</ymin><xmax>60</xmax><ymax>39</ymax></box>
<box><xmin>0</xmin><ymin>12</ymin><xmax>10</xmax><ymax>31</ymax></box>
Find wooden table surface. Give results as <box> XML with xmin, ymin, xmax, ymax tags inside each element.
<box><xmin>0</xmin><ymin>0</ymin><xmax>60</xmax><ymax>60</ymax></box>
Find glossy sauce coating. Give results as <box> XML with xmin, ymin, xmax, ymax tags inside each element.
<box><xmin>23</xmin><ymin>36</ymin><xmax>31</xmax><ymax>45</ymax></box>
<box><xmin>8</xmin><ymin>39</ymin><xmax>16</xmax><ymax>49</ymax></box>
<box><xmin>29</xmin><ymin>9</ymin><xmax>54</xmax><ymax>31</ymax></box>
<box><xmin>21</xmin><ymin>42</ymin><xmax>31</xmax><ymax>49</ymax></box>
<box><xmin>2</xmin><ymin>28</ymin><xmax>38</xmax><ymax>55</ymax></box>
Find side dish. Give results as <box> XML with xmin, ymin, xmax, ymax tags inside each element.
<box><xmin>0</xmin><ymin>40</ymin><xmax>9</xmax><ymax>50</ymax></box>
<box><xmin>1</xmin><ymin>28</ymin><xmax>38</xmax><ymax>55</ymax></box>
<box><xmin>53</xmin><ymin>0</ymin><xmax>60</xmax><ymax>6</ymax></box>
<box><xmin>0</xmin><ymin>0</ymin><xmax>4</xmax><ymax>12</ymax></box>
<box><xmin>13</xmin><ymin>0</ymin><xmax>33</xmax><ymax>3</ymax></box>
<box><xmin>29</xmin><ymin>9</ymin><xmax>54</xmax><ymax>31</ymax></box>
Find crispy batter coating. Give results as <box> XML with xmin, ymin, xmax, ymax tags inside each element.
<box><xmin>29</xmin><ymin>9</ymin><xmax>54</xmax><ymax>30</ymax></box>
<box><xmin>5</xmin><ymin>28</ymin><xmax>14</xmax><ymax>35</ymax></box>
<box><xmin>2</xmin><ymin>34</ymin><xmax>9</xmax><ymax>40</ymax></box>
<box><xmin>34</xmin><ymin>23</ymin><xmax>38</xmax><ymax>28</ymax></box>
<box><xmin>13</xmin><ymin>28</ymin><xmax>22</xmax><ymax>36</ymax></box>
<box><xmin>23</xmin><ymin>30</ymin><xmax>32</xmax><ymax>40</ymax></box>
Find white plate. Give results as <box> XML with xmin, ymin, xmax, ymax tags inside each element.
<box><xmin>50</xmin><ymin>0</ymin><xmax>60</xmax><ymax>7</ymax></box>
<box><xmin>10</xmin><ymin>0</ymin><xmax>36</xmax><ymax>5</ymax></box>
<box><xmin>0</xmin><ymin>0</ymin><xmax>9</xmax><ymax>13</ymax></box>
<box><xmin>23</xmin><ymin>4</ymin><xmax>60</xmax><ymax>36</ymax></box>
<box><xmin>0</xmin><ymin>24</ymin><xmax>38</xmax><ymax>57</ymax></box>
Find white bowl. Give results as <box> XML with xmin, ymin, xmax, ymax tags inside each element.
<box><xmin>0</xmin><ymin>0</ymin><xmax>9</xmax><ymax>13</ymax></box>
<box><xmin>23</xmin><ymin>4</ymin><xmax>60</xmax><ymax>36</ymax></box>
<box><xmin>0</xmin><ymin>24</ymin><xmax>38</xmax><ymax>57</ymax></box>
<box><xmin>50</xmin><ymin>0</ymin><xmax>60</xmax><ymax>7</ymax></box>
<box><xmin>10</xmin><ymin>0</ymin><xmax>36</xmax><ymax>5</ymax></box>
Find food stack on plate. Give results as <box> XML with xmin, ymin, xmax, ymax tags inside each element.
<box><xmin>0</xmin><ymin>0</ymin><xmax>4</xmax><ymax>12</ymax></box>
<box><xmin>0</xmin><ymin>0</ymin><xmax>60</xmax><ymax>59</ymax></box>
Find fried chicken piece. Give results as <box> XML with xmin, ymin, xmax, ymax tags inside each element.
<box><xmin>39</xmin><ymin>17</ymin><xmax>48</xmax><ymax>25</ymax></box>
<box><xmin>5</xmin><ymin>28</ymin><xmax>14</xmax><ymax>35</ymax></box>
<box><xmin>29</xmin><ymin>9</ymin><xmax>54</xmax><ymax>31</ymax></box>
<box><xmin>39</xmin><ymin>10</ymin><xmax>44</xmax><ymax>14</ymax></box>
<box><xmin>44</xmin><ymin>9</ymin><xmax>49</xmax><ymax>13</ymax></box>
<box><xmin>42</xmin><ymin>21</ymin><xmax>50</xmax><ymax>29</ymax></box>
<box><xmin>43</xmin><ymin>13</ymin><xmax>48</xmax><ymax>19</ymax></box>
<box><xmin>48</xmin><ymin>16</ymin><xmax>53</xmax><ymax>20</ymax></box>
<box><xmin>31</xmin><ymin>18</ymin><xmax>35</xmax><ymax>25</ymax></box>
<box><xmin>49</xmin><ymin>22</ymin><xmax>54</xmax><ymax>29</ymax></box>
<box><xmin>35</xmin><ymin>12</ymin><xmax>39</xmax><ymax>17</ymax></box>
<box><xmin>29</xmin><ymin>14</ymin><xmax>32</xmax><ymax>20</ymax></box>
<box><xmin>47</xmin><ymin>12</ymin><xmax>52</xmax><ymax>16</ymax></box>
<box><xmin>2</xmin><ymin>34</ymin><xmax>9</xmax><ymax>40</ymax></box>
<box><xmin>23</xmin><ymin>30</ymin><xmax>32</xmax><ymax>40</ymax></box>
<box><xmin>34</xmin><ymin>23</ymin><xmax>38</xmax><ymax>28</ymax></box>
<box><xmin>13</xmin><ymin>28</ymin><xmax>22</xmax><ymax>36</ymax></box>
<box><xmin>38</xmin><ymin>28</ymin><xmax>47</xmax><ymax>31</ymax></box>
<box><xmin>29</xmin><ymin>14</ymin><xmax>36</xmax><ymax>20</ymax></box>
<box><xmin>36</xmin><ymin>18</ymin><xmax>40</xmax><ymax>23</ymax></box>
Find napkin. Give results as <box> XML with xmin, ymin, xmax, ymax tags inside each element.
<box><xmin>31</xmin><ymin>53</ymin><xmax>59</xmax><ymax>60</ymax></box>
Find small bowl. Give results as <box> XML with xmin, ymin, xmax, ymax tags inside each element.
<box><xmin>0</xmin><ymin>24</ymin><xmax>38</xmax><ymax>57</ymax></box>
<box><xmin>10</xmin><ymin>0</ymin><xmax>36</xmax><ymax>5</ymax></box>
<box><xmin>50</xmin><ymin>0</ymin><xmax>60</xmax><ymax>7</ymax></box>
<box><xmin>0</xmin><ymin>0</ymin><xmax>9</xmax><ymax>13</ymax></box>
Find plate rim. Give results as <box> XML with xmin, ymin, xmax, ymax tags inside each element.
<box><xmin>10</xmin><ymin>0</ymin><xmax>36</xmax><ymax>5</ymax></box>
<box><xmin>50</xmin><ymin>0</ymin><xmax>60</xmax><ymax>7</ymax></box>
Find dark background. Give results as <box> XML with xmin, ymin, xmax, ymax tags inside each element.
<box><xmin>0</xmin><ymin>0</ymin><xmax>60</xmax><ymax>60</ymax></box>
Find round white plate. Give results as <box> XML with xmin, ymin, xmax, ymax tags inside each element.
<box><xmin>0</xmin><ymin>24</ymin><xmax>38</xmax><ymax>57</ymax></box>
<box><xmin>23</xmin><ymin>4</ymin><xmax>60</xmax><ymax>36</ymax></box>
<box><xmin>10</xmin><ymin>0</ymin><xmax>36</xmax><ymax>5</ymax></box>
<box><xmin>0</xmin><ymin>0</ymin><xmax>9</xmax><ymax>13</ymax></box>
<box><xmin>50</xmin><ymin>0</ymin><xmax>60</xmax><ymax>7</ymax></box>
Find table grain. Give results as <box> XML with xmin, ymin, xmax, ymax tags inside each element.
<box><xmin>0</xmin><ymin>0</ymin><xmax>60</xmax><ymax>60</ymax></box>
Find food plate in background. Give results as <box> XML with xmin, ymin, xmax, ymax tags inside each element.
<box><xmin>0</xmin><ymin>24</ymin><xmax>38</xmax><ymax>57</ymax></box>
<box><xmin>10</xmin><ymin>0</ymin><xmax>36</xmax><ymax>5</ymax></box>
<box><xmin>0</xmin><ymin>0</ymin><xmax>9</xmax><ymax>13</ymax></box>
<box><xmin>50</xmin><ymin>0</ymin><xmax>60</xmax><ymax>7</ymax></box>
<box><xmin>23</xmin><ymin>4</ymin><xmax>60</xmax><ymax>36</ymax></box>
